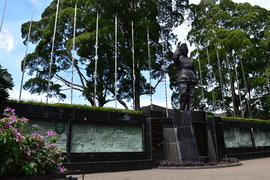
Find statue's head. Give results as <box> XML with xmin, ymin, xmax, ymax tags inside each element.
<box><xmin>179</xmin><ymin>43</ymin><xmax>188</xmax><ymax>56</ymax></box>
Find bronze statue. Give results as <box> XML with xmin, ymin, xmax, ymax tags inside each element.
<box><xmin>173</xmin><ymin>42</ymin><xmax>197</xmax><ymax>111</ymax></box>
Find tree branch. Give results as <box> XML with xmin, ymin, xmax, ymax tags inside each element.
<box><xmin>55</xmin><ymin>74</ymin><xmax>83</xmax><ymax>91</ymax></box>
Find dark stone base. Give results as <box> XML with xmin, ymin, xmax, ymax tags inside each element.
<box><xmin>162</xmin><ymin>111</ymin><xmax>217</xmax><ymax>162</ymax></box>
<box><xmin>225</xmin><ymin>147</ymin><xmax>270</xmax><ymax>160</ymax></box>
<box><xmin>64</xmin><ymin>160</ymin><xmax>152</xmax><ymax>174</ymax></box>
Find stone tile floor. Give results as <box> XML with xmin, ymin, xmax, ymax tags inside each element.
<box><xmin>73</xmin><ymin>157</ymin><xmax>270</xmax><ymax>180</ymax></box>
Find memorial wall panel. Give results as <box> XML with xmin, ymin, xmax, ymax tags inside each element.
<box><xmin>71</xmin><ymin>123</ymin><xmax>143</xmax><ymax>152</ymax></box>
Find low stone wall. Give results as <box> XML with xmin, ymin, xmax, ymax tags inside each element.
<box><xmin>213</xmin><ymin>117</ymin><xmax>270</xmax><ymax>159</ymax></box>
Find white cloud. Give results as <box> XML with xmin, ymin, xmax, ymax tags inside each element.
<box><xmin>0</xmin><ymin>29</ymin><xmax>14</xmax><ymax>52</ymax></box>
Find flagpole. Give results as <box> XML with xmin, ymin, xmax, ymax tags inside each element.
<box><xmin>46</xmin><ymin>0</ymin><xmax>60</xmax><ymax>103</ymax></box>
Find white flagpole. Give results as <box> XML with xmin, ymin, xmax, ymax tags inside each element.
<box><xmin>147</xmin><ymin>26</ymin><xmax>153</xmax><ymax>110</ymax></box>
<box><xmin>19</xmin><ymin>8</ymin><xmax>34</xmax><ymax>101</ymax></box>
<box><xmin>114</xmin><ymin>15</ymin><xmax>118</xmax><ymax>108</ymax></box>
<box><xmin>71</xmin><ymin>3</ymin><xmax>77</xmax><ymax>105</ymax></box>
<box><xmin>206</xmin><ymin>43</ymin><xmax>216</xmax><ymax>110</ymax></box>
<box><xmin>0</xmin><ymin>0</ymin><xmax>8</xmax><ymax>33</ymax></box>
<box><xmin>161</xmin><ymin>30</ymin><xmax>168</xmax><ymax>117</ymax></box>
<box><xmin>46</xmin><ymin>0</ymin><xmax>60</xmax><ymax>103</ymax></box>
<box><xmin>94</xmin><ymin>11</ymin><xmax>99</xmax><ymax>106</ymax></box>
<box><xmin>196</xmin><ymin>47</ymin><xmax>205</xmax><ymax>101</ymax></box>
<box><xmin>132</xmin><ymin>21</ymin><xmax>136</xmax><ymax>110</ymax></box>
<box><xmin>215</xmin><ymin>46</ymin><xmax>226</xmax><ymax>111</ymax></box>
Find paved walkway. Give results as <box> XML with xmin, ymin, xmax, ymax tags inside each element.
<box><xmin>79</xmin><ymin>158</ymin><xmax>270</xmax><ymax>180</ymax></box>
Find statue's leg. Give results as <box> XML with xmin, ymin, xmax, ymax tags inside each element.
<box><xmin>186</xmin><ymin>83</ymin><xmax>195</xmax><ymax>111</ymax></box>
<box><xmin>179</xmin><ymin>82</ymin><xmax>188</xmax><ymax>111</ymax></box>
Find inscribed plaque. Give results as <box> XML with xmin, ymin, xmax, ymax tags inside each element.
<box><xmin>71</xmin><ymin>123</ymin><xmax>143</xmax><ymax>152</ymax></box>
<box><xmin>254</xmin><ymin>129</ymin><xmax>270</xmax><ymax>147</ymax></box>
<box><xmin>224</xmin><ymin>127</ymin><xmax>252</xmax><ymax>148</ymax></box>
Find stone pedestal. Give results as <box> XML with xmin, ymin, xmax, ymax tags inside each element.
<box><xmin>162</xmin><ymin>111</ymin><xmax>217</xmax><ymax>162</ymax></box>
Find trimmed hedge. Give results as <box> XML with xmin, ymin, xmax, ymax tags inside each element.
<box><xmin>221</xmin><ymin>116</ymin><xmax>270</xmax><ymax>124</ymax></box>
<box><xmin>8</xmin><ymin>100</ymin><xmax>142</xmax><ymax>115</ymax></box>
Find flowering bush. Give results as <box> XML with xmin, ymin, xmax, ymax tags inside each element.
<box><xmin>0</xmin><ymin>107</ymin><xmax>65</xmax><ymax>176</ymax></box>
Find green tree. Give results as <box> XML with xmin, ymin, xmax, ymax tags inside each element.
<box><xmin>169</xmin><ymin>0</ymin><xmax>270</xmax><ymax>117</ymax></box>
<box><xmin>21</xmin><ymin>0</ymin><xmax>188</xmax><ymax>110</ymax></box>
<box><xmin>0</xmin><ymin>65</ymin><xmax>13</xmax><ymax>104</ymax></box>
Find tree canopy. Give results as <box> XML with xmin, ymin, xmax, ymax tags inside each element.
<box><xmin>21</xmin><ymin>0</ymin><xmax>188</xmax><ymax>110</ymax></box>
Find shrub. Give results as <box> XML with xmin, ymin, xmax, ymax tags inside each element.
<box><xmin>0</xmin><ymin>108</ymin><xmax>65</xmax><ymax>176</ymax></box>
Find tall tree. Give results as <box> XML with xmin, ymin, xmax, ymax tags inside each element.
<box><xmin>21</xmin><ymin>0</ymin><xmax>188</xmax><ymax>110</ymax></box>
<box><xmin>168</xmin><ymin>0</ymin><xmax>270</xmax><ymax>117</ymax></box>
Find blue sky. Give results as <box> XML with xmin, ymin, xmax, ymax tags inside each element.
<box><xmin>0</xmin><ymin>0</ymin><xmax>269</xmax><ymax>109</ymax></box>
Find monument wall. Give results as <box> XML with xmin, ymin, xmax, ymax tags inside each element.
<box><xmin>213</xmin><ymin>117</ymin><xmax>270</xmax><ymax>159</ymax></box>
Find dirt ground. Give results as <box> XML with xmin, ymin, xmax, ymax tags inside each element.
<box><xmin>72</xmin><ymin>158</ymin><xmax>270</xmax><ymax>180</ymax></box>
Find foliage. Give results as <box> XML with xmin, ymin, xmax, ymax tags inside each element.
<box><xmin>169</xmin><ymin>0</ymin><xmax>270</xmax><ymax>118</ymax></box>
<box><xmin>0</xmin><ymin>65</ymin><xmax>13</xmax><ymax>103</ymax></box>
<box><xmin>159</xmin><ymin>160</ymin><xmax>217</xmax><ymax>167</ymax></box>
<box><xmin>21</xmin><ymin>0</ymin><xmax>188</xmax><ymax>110</ymax></box>
<box><xmin>9</xmin><ymin>100</ymin><xmax>142</xmax><ymax>114</ymax></box>
<box><xmin>0</xmin><ymin>108</ymin><xmax>65</xmax><ymax>176</ymax></box>
<box><xmin>221</xmin><ymin>116</ymin><xmax>270</xmax><ymax>124</ymax></box>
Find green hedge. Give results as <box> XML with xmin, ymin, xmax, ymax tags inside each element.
<box><xmin>8</xmin><ymin>100</ymin><xmax>142</xmax><ymax>115</ymax></box>
<box><xmin>221</xmin><ymin>116</ymin><xmax>270</xmax><ymax>124</ymax></box>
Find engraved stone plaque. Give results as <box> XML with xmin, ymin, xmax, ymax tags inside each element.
<box><xmin>29</xmin><ymin>120</ymin><xmax>67</xmax><ymax>152</ymax></box>
<box><xmin>71</xmin><ymin>123</ymin><xmax>143</xmax><ymax>152</ymax></box>
<box><xmin>254</xmin><ymin>129</ymin><xmax>270</xmax><ymax>147</ymax></box>
<box><xmin>224</xmin><ymin>127</ymin><xmax>252</xmax><ymax>148</ymax></box>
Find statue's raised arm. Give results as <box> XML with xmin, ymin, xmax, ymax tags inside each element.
<box><xmin>172</xmin><ymin>42</ymin><xmax>181</xmax><ymax>62</ymax></box>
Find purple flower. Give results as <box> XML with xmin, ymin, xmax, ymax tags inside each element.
<box><xmin>45</xmin><ymin>143</ymin><xmax>56</xmax><ymax>148</ymax></box>
<box><xmin>57</xmin><ymin>165</ymin><xmax>65</xmax><ymax>173</ymax></box>
<box><xmin>3</xmin><ymin>107</ymin><xmax>15</xmax><ymax>117</ymax></box>
<box><xmin>20</xmin><ymin>117</ymin><xmax>28</xmax><ymax>123</ymax></box>
<box><xmin>12</xmin><ymin>128</ymin><xmax>25</xmax><ymax>142</ymax></box>
<box><xmin>31</xmin><ymin>132</ymin><xmax>38</xmax><ymax>137</ymax></box>
<box><xmin>31</xmin><ymin>132</ymin><xmax>44</xmax><ymax>139</ymax></box>
<box><xmin>0</xmin><ymin>127</ymin><xmax>3</xmax><ymax>133</ymax></box>
<box><xmin>46</xmin><ymin>130</ymin><xmax>57</xmax><ymax>137</ymax></box>
<box><xmin>9</xmin><ymin>115</ymin><xmax>17</xmax><ymax>123</ymax></box>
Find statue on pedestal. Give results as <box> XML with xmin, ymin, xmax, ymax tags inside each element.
<box><xmin>173</xmin><ymin>42</ymin><xmax>198</xmax><ymax>111</ymax></box>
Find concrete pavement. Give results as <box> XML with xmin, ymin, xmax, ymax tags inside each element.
<box><xmin>74</xmin><ymin>158</ymin><xmax>270</xmax><ymax>180</ymax></box>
